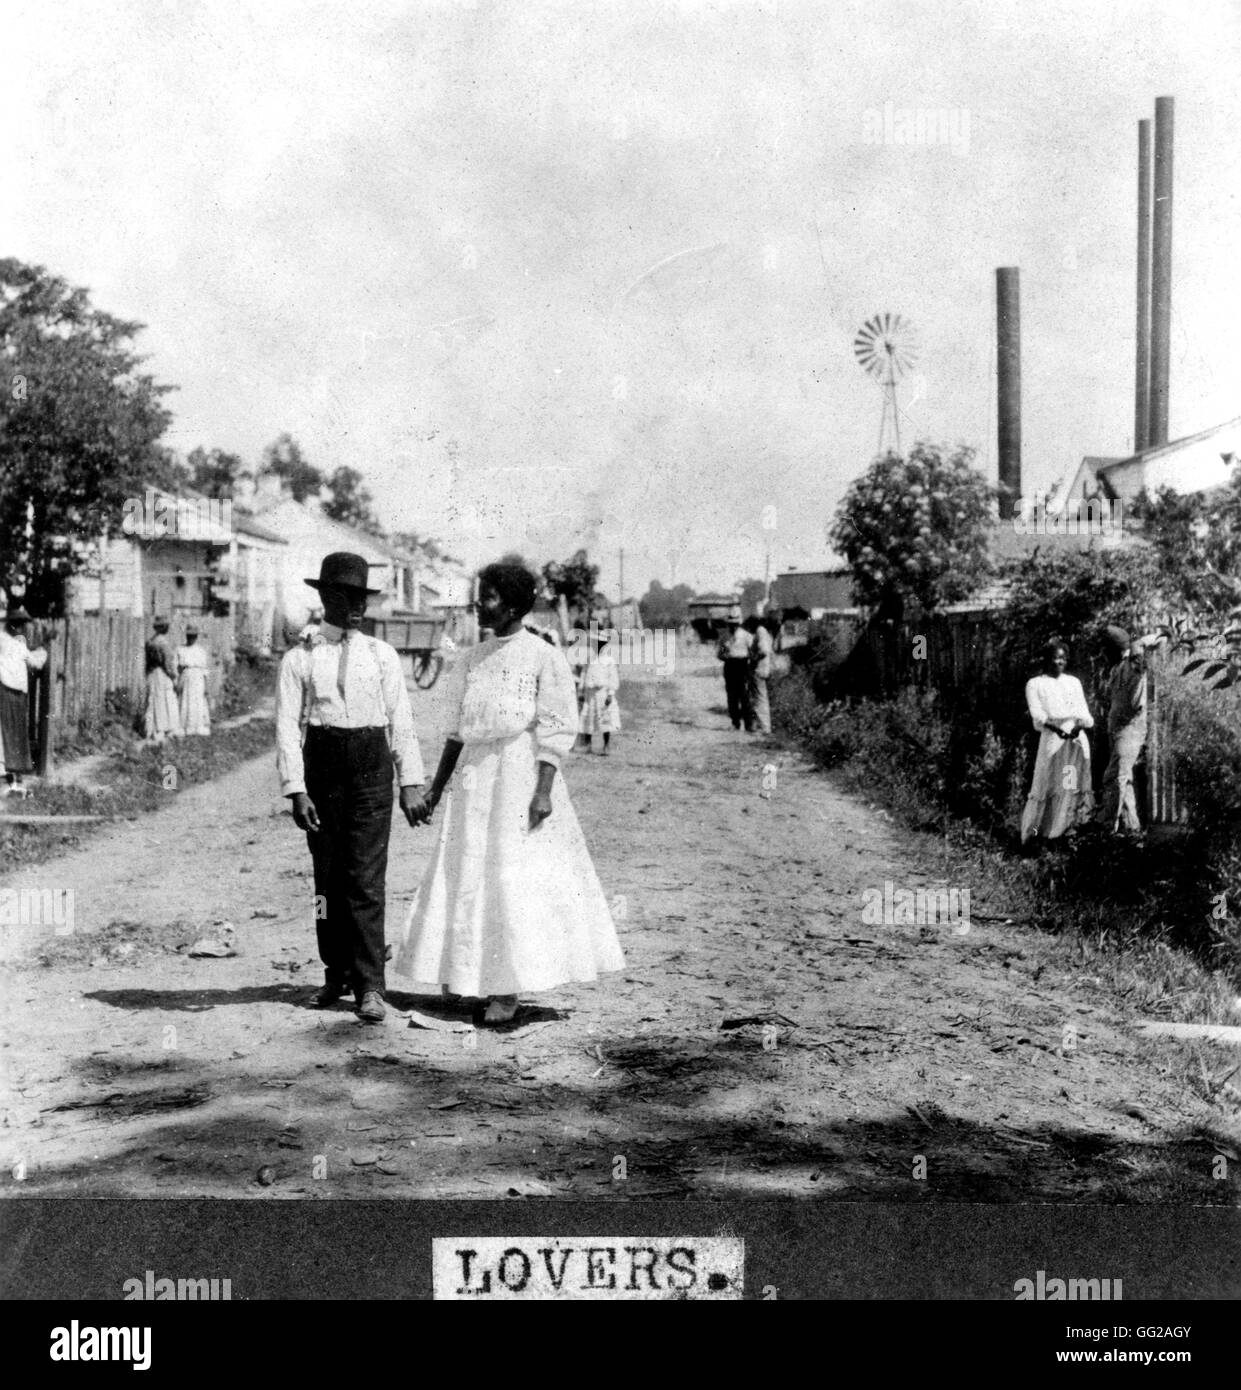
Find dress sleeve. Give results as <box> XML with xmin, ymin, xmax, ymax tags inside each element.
<box><xmin>1025</xmin><ymin>677</ymin><xmax>1049</xmax><ymax>731</ymax></box>
<box><xmin>1069</xmin><ymin>676</ymin><xmax>1094</xmax><ymax>729</ymax></box>
<box><xmin>440</xmin><ymin>648</ymin><xmax>470</xmax><ymax>741</ymax></box>
<box><xmin>534</xmin><ymin>642</ymin><xmax>580</xmax><ymax>766</ymax></box>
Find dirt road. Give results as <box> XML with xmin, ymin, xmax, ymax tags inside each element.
<box><xmin>1</xmin><ymin>645</ymin><xmax>1236</xmax><ymax>1200</ymax></box>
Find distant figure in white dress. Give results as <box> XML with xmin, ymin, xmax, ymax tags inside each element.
<box><xmin>578</xmin><ymin>631</ymin><xmax>621</xmax><ymax>754</ymax></box>
<box><xmin>395</xmin><ymin>560</ymin><xmax>624</xmax><ymax>1024</ymax></box>
<box><xmin>1020</xmin><ymin>639</ymin><xmax>1095</xmax><ymax>847</ymax></box>
<box><xmin>176</xmin><ymin>626</ymin><xmax>211</xmax><ymax>737</ymax></box>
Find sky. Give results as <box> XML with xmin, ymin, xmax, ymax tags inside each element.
<box><xmin>2</xmin><ymin>0</ymin><xmax>1239</xmax><ymax>598</ymax></box>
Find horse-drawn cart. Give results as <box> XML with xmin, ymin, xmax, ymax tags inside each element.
<box><xmin>363</xmin><ymin>613</ymin><xmax>447</xmax><ymax>689</ymax></box>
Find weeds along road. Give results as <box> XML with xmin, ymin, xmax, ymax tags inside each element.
<box><xmin>1</xmin><ymin>641</ymin><xmax>1236</xmax><ymax>1201</ymax></box>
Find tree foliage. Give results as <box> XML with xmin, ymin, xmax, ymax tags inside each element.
<box><xmin>185</xmin><ymin>445</ymin><xmax>248</xmax><ymax>498</ymax></box>
<box><xmin>1130</xmin><ymin>474</ymin><xmax>1241</xmax><ymax>615</ymax></box>
<box><xmin>322</xmin><ymin>465</ymin><xmax>382</xmax><ymax>535</ymax></box>
<box><xmin>829</xmin><ymin>442</ymin><xmax>994</xmax><ymax>616</ymax></box>
<box><xmin>639</xmin><ymin>579</ymin><xmax>696</xmax><ymax>628</ymax></box>
<box><xmin>542</xmin><ymin>549</ymin><xmax>599</xmax><ymax>618</ymax></box>
<box><xmin>0</xmin><ymin>258</ymin><xmax>175</xmax><ymax>612</ymax></box>
<box><xmin>737</xmin><ymin>576</ymin><xmax>767</xmax><ymax>615</ymax></box>
<box><xmin>260</xmin><ymin>432</ymin><xmax>322</xmax><ymax>504</ymax></box>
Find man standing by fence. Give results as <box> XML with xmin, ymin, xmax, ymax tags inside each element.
<box><xmin>1098</xmin><ymin>627</ymin><xmax>1148</xmax><ymax>836</ymax></box>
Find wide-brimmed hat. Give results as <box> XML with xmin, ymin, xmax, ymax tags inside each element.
<box><xmin>152</xmin><ymin>615</ymin><xmax>170</xmax><ymax>630</ymax></box>
<box><xmin>5</xmin><ymin>605</ymin><xmax>32</xmax><ymax>624</ymax></box>
<box><xmin>1103</xmin><ymin>624</ymin><xmax>1131</xmax><ymax>656</ymax></box>
<box><xmin>305</xmin><ymin>552</ymin><xmax>381</xmax><ymax>595</ymax></box>
<box><xmin>726</xmin><ymin>607</ymin><xmax>743</xmax><ymax>623</ymax></box>
<box><xmin>185</xmin><ymin>624</ymin><xmax>199</xmax><ymax>637</ymax></box>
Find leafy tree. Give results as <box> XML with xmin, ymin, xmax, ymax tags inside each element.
<box><xmin>390</xmin><ymin>530</ymin><xmax>462</xmax><ymax>567</ymax></box>
<box><xmin>737</xmin><ymin>577</ymin><xmax>766</xmax><ymax>615</ymax></box>
<box><xmin>639</xmin><ymin>579</ymin><xmax>696</xmax><ymax>628</ymax></box>
<box><xmin>829</xmin><ymin>443</ymin><xmax>994</xmax><ymax>618</ymax></box>
<box><xmin>260</xmin><ymin>432</ymin><xmax>322</xmax><ymax>504</ymax></box>
<box><xmin>542</xmin><ymin>548</ymin><xmax>599</xmax><ymax>622</ymax></box>
<box><xmin>323</xmin><ymin>465</ymin><xmax>382</xmax><ymax>536</ymax></box>
<box><xmin>1130</xmin><ymin>477</ymin><xmax>1241</xmax><ymax>614</ymax></box>
<box><xmin>186</xmin><ymin>445</ymin><xmax>248</xmax><ymax>498</ymax></box>
<box><xmin>0</xmin><ymin>257</ymin><xmax>175</xmax><ymax>613</ymax></box>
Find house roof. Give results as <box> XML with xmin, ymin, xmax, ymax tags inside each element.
<box><xmin>1096</xmin><ymin>414</ymin><xmax>1241</xmax><ymax>474</ymax></box>
<box><xmin>232</xmin><ymin>511</ymin><xmax>287</xmax><ymax>544</ymax></box>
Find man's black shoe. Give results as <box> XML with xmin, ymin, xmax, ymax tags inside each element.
<box><xmin>357</xmin><ymin>990</ymin><xmax>386</xmax><ymax>1023</ymax></box>
<box><xmin>315</xmin><ymin>978</ymin><xmax>351</xmax><ymax>1008</ymax></box>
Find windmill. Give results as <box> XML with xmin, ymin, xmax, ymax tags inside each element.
<box><xmin>853</xmin><ymin>313</ymin><xmax>920</xmax><ymax>455</ymax></box>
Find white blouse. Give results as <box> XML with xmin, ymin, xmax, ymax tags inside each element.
<box><xmin>1025</xmin><ymin>673</ymin><xmax>1094</xmax><ymax>733</ymax></box>
<box><xmin>445</xmin><ymin>629</ymin><xmax>580</xmax><ymax>765</ymax></box>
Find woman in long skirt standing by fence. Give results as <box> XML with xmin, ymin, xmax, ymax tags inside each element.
<box><xmin>0</xmin><ymin>606</ymin><xmax>48</xmax><ymax>796</ymax></box>
<box><xmin>1020</xmin><ymin>639</ymin><xmax>1095</xmax><ymax>850</ymax></box>
<box><xmin>394</xmin><ymin>559</ymin><xmax>624</xmax><ymax>1024</ymax></box>
<box><xmin>176</xmin><ymin>626</ymin><xmax>211</xmax><ymax>736</ymax></box>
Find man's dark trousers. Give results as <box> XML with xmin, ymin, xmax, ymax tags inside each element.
<box><xmin>723</xmin><ymin>658</ymin><xmax>754</xmax><ymax>730</ymax></box>
<box><xmin>303</xmin><ymin>726</ymin><xmax>393</xmax><ymax>996</ymax></box>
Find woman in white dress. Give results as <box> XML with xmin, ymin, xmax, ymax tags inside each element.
<box><xmin>394</xmin><ymin>561</ymin><xmax>625</xmax><ymax>1023</ymax></box>
<box><xmin>176</xmin><ymin>627</ymin><xmax>211</xmax><ymax>736</ymax></box>
<box><xmin>1020</xmin><ymin>639</ymin><xmax>1095</xmax><ymax>846</ymax></box>
<box><xmin>578</xmin><ymin>632</ymin><xmax>621</xmax><ymax>754</ymax></box>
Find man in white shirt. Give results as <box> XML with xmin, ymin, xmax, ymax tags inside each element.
<box><xmin>715</xmin><ymin>609</ymin><xmax>755</xmax><ymax>731</ymax></box>
<box><xmin>275</xmin><ymin>553</ymin><xmax>430</xmax><ymax>1022</ymax></box>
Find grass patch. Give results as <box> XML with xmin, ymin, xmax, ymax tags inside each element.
<box><xmin>1</xmin><ymin>718</ymin><xmax>276</xmax><ymax>871</ymax></box>
<box><xmin>771</xmin><ymin>665</ymin><xmax>1241</xmax><ymax>1011</ymax></box>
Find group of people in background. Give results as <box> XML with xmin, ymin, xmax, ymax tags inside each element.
<box><xmin>715</xmin><ymin>607</ymin><xmax>777</xmax><ymax>735</ymax></box>
<box><xmin>1020</xmin><ymin>625</ymin><xmax>1150</xmax><ymax>852</ymax></box>
<box><xmin>143</xmin><ymin>617</ymin><xmax>212</xmax><ymax>742</ymax></box>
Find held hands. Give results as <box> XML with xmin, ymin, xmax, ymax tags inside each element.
<box><xmin>401</xmin><ymin>784</ymin><xmax>436</xmax><ymax>827</ymax></box>
<box><xmin>290</xmin><ymin>792</ymin><xmax>321</xmax><ymax>833</ymax></box>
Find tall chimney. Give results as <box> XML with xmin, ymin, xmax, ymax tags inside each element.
<box><xmin>1148</xmin><ymin>95</ymin><xmax>1174</xmax><ymax>447</ymax></box>
<box><xmin>996</xmin><ymin>267</ymin><xmax>1021</xmax><ymax>519</ymax></box>
<box><xmin>1134</xmin><ymin>118</ymin><xmax>1152</xmax><ymax>453</ymax></box>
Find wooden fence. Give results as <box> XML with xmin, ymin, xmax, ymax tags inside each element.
<box><xmin>806</xmin><ymin>610</ymin><xmax>1189</xmax><ymax>827</ymax></box>
<box><xmin>34</xmin><ymin>613</ymin><xmax>235</xmax><ymax>728</ymax></box>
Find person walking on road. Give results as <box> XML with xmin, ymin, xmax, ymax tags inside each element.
<box><xmin>716</xmin><ymin>608</ymin><xmax>754</xmax><ymax>731</ymax></box>
<box><xmin>143</xmin><ymin>616</ymin><xmax>182</xmax><ymax>742</ymax></box>
<box><xmin>176</xmin><ymin>626</ymin><xmax>212</xmax><ymax>737</ymax></box>
<box><xmin>394</xmin><ymin>559</ymin><xmax>624</xmax><ymax>1025</ymax></box>
<box><xmin>1097</xmin><ymin>626</ymin><xmax>1148</xmax><ymax>836</ymax></box>
<box><xmin>275</xmin><ymin>552</ymin><xmax>430</xmax><ymax>1024</ymax></box>
<box><xmin>579</xmin><ymin>628</ymin><xmax>621</xmax><ymax>754</ymax></box>
<box><xmin>1020</xmin><ymin>639</ymin><xmax>1095</xmax><ymax>849</ymax></box>
<box><xmin>0</xmin><ymin>606</ymin><xmax>48</xmax><ymax>796</ymax></box>
<box><xmin>744</xmin><ymin>615</ymin><xmax>774</xmax><ymax>735</ymax></box>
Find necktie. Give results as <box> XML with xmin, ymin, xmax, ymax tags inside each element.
<box><xmin>337</xmin><ymin>629</ymin><xmax>351</xmax><ymax>705</ymax></box>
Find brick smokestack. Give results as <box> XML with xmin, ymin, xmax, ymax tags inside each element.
<box><xmin>1148</xmin><ymin>96</ymin><xmax>1174</xmax><ymax>447</ymax></box>
<box><xmin>996</xmin><ymin>267</ymin><xmax>1021</xmax><ymax>519</ymax></box>
<box><xmin>1134</xmin><ymin>117</ymin><xmax>1152</xmax><ymax>453</ymax></box>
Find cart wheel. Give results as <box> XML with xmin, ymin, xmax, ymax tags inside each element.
<box><xmin>414</xmin><ymin>653</ymin><xmax>443</xmax><ymax>689</ymax></box>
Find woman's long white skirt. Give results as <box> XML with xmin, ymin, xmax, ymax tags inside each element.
<box><xmin>393</xmin><ymin>730</ymin><xmax>625</xmax><ymax>996</ymax></box>
<box><xmin>179</xmin><ymin>669</ymin><xmax>211</xmax><ymax>737</ymax></box>
<box><xmin>1020</xmin><ymin>728</ymin><xmax>1094</xmax><ymax>842</ymax></box>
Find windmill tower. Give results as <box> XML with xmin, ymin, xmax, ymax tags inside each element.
<box><xmin>853</xmin><ymin>313</ymin><xmax>920</xmax><ymax>456</ymax></box>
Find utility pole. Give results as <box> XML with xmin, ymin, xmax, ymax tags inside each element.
<box><xmin>618</xmin><ymin>547</ymin><xmax>624</xmax><ymax>605</ymax></box>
